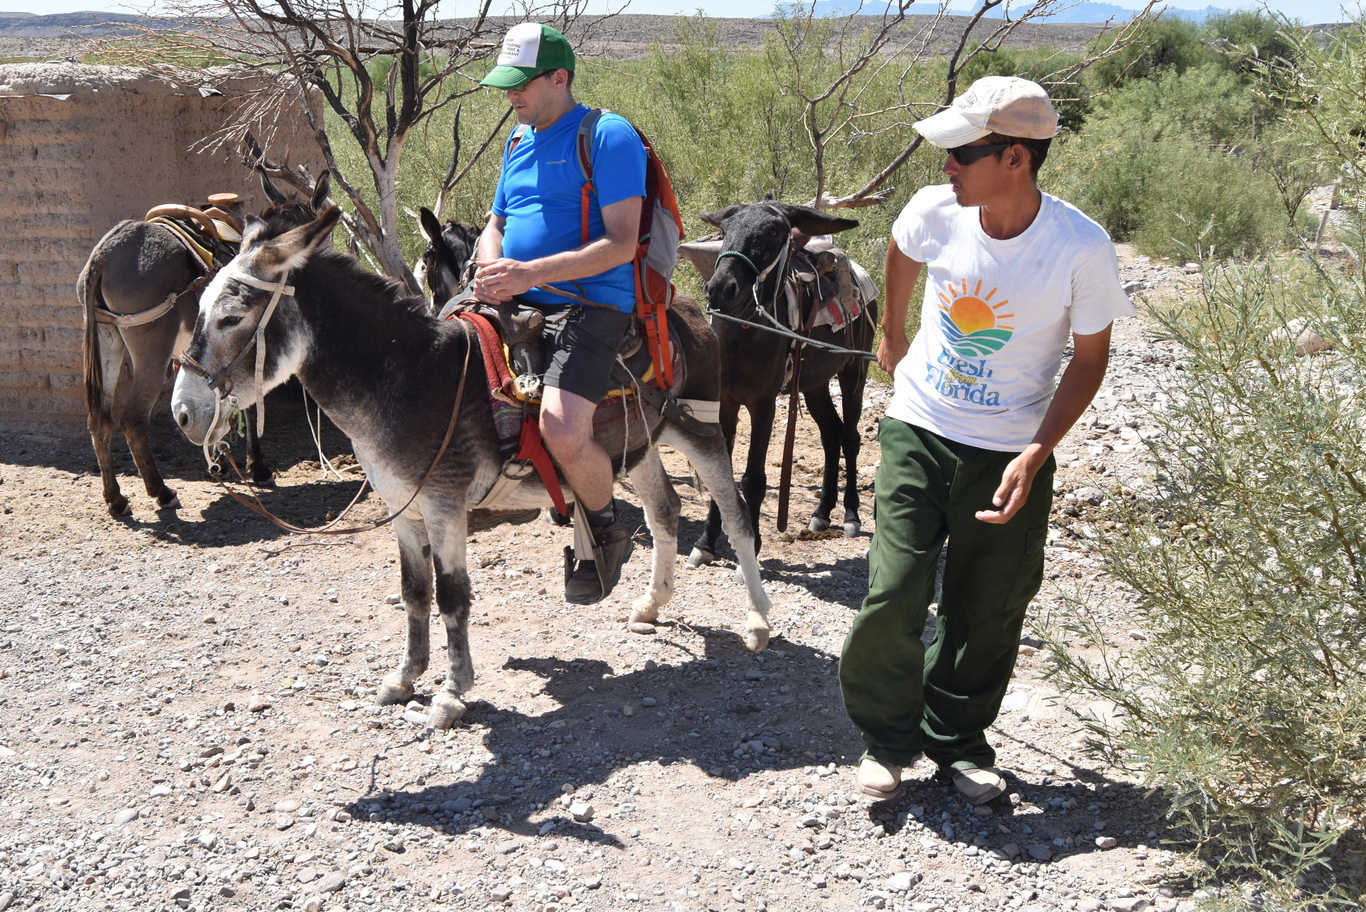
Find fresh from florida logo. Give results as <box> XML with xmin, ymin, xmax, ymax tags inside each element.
<box><xmin>938</xmin><ymin>278</ymin><xmax>1014</xmax><ymax>358</ymax></box>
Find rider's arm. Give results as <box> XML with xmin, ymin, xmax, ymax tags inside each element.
<box><xmin>473</xmin><ymin>196</ymin><xmax>642</xmax><ymax>302</ymax></box>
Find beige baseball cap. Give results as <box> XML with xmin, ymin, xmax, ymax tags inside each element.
<box><xmin>913</xmin><ymin>76</ymin><xmax>1059</xmax><ymax>148</ymax></box>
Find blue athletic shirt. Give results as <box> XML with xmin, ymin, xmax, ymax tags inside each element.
<box><xmin>493</xmin><ymin>104</ymin><xmax>647</xmax><ymax>312</ymax></box>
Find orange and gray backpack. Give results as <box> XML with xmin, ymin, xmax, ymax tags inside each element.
<box><xmin>507</xmin><ymin>108</ymin><xmax>684</xmax><ymax>390</ymax></box>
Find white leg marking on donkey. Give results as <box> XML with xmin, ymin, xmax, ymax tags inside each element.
<box><xmin>662</xmin><ymin>425</ymin><xmax>773</xmax><ymax>651</ymax></box>
<box><xmin>625</xmin><ymin>446</ymin><xmax>679</xmax><ymax>633</ymax></box>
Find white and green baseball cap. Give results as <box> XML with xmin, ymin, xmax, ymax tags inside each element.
<box><xmin>480</xmin><ymin>23</ymin><xmax>576</xmax><ymax>90</ymax></box>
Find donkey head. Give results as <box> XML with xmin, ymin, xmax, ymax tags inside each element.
<box><xmin>417</xmin><ymin>207</ymin><xmax>480</xmax><ymax>311</ymax></box>
<box><xmin>172</xmin><ymin>206</ymin><xmax>341</xmax><ymax>447</ymax></box>
<box><xmin>695</xmin><ymin>202</ymin><xmax>858</xmax><ymax>319</ymax></box>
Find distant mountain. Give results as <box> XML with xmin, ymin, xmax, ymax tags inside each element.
<box><xmin>785</xmin><ymin>1</ymin><xmax>1231</xmax><ymax>25</ymax></box>
<box><xmin>0</xmin><ymin>11</ymin><xmax>184</xmax><ymax>38</ymax></box>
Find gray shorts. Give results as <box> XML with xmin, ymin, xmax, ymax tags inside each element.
<box><xmin>539</xmin><ymin>304</ymin><xmax>634</xmax><ymax>403</ymax></box>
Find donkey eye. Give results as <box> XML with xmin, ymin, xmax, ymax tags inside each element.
<box><xmin>218</xmin><ymin>315</ymin><xmax>244</xmax><ymax>329</ymax></box>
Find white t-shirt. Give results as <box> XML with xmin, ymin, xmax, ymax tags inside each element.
<box><xmin>887</xmin><ymin>184</ymin><xmax>1134</xmax><ymax>451</ymax></box>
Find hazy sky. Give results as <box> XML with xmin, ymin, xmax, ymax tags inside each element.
<box><xmin>2</xmin><ymin>0</ymin><xmax>1360</xmax><ymax>26</ymax></box>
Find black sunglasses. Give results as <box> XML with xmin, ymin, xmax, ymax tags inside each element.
<box><xmin>946</xmin><ymin>142</ymin><xmax>1015</xmax><ymax>166</ymax></box>
<box><xmin>512</xmin><ymin>69</ymin><xmax>555</xmax><ymax>90</ymax></box>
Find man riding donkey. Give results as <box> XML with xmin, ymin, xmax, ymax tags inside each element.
<box><xmin>467</xmin><ymin>23</ymin><xmax>648</xmax><ymax>604</ymax></box>
<box><xmin>839</xmin><ymin>77</ymin><xmax>1134</xmax><ymax>804</ymax></box>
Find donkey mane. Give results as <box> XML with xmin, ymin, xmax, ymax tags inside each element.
<box><xmin>297</xmin><ymin>249</ymin><xmax>433</xmax><ymax>320</ymax></box>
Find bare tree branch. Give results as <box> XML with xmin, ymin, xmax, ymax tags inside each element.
<box><xmin>770</xmin><ymin>0</ymin><xmax>1161</xmax><ymax>211</ymax></box>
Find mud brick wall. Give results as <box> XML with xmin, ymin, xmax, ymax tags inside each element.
<box><xmin>0</xmin><ymin>63</ymin><xmax>322</xmax><ymax>435</ymax></box>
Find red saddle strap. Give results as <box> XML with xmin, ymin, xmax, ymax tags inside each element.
<box><xmin>452</xmin><ymin>311</ymin><xmax>568</xmax><ymax>516</ymax></box>
<box><xmin>455</xmin><ymin>312</ymin><xmax>516</xmax><ymax>399</ymax></box>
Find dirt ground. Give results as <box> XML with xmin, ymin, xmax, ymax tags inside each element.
<box><xmin>0</xmin><ymin>244</ymin><xmax>1214</xmax><ymax>912</ymax></box>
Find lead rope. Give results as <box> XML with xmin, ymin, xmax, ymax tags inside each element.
<box><xmin>202</xmin><ymin>308</ymin><xmax>476</xmax><ymax>536</ymax></box>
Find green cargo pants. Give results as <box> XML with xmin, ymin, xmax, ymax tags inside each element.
<box><xmin>839</xmin><ymin>417</ymin><xmax>1054</xmax><ymax>771</ymax></box>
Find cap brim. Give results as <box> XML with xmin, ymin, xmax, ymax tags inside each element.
<box><xmin>913</xmin><ymin>110</ymin><xmax>990</xmax><ymax>148</ymax></box>
<box><xmin>480</xmin><ymin>65</ymin><xmax>537</xmax><ymax>89</ymax></box>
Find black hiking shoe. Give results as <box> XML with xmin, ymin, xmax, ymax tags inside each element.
<box><xmin>564</xmin><ymin>520</ymin><xmax>633</xmax><ymax>604</ymax></box>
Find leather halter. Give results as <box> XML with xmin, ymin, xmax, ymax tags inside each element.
<box><xmin>714</xmin><ymin>223</ymin><xmax>792</xmax><ymax>326</ymax></box>
<box><xmin>179</xmin><ymin>270</ymin><xmax>294</xmax><ymax>438</ymax></box>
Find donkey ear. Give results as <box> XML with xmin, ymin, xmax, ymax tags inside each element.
<box><xmin>779</xmin><ymin>204</ymin><xmax>859</xmax><ymax>237</ymax></box>
<box><xmin>699</xmin><ymin>204</ymin><xmax>744</xmax><ymax>229</ymax></box>
<box><xmin>310</xmin><ymin>170</ymin><xmax>331</xmax><ymax>211</ymax></box>
<box><xmin>258</xmin><ymin>205</ymin><xmax>342</xmax><ymax>274</ymax></box>
<box><xmin>419</xmin><ymin>207</ymin><xmax>442</xmax><ymax>243</ymax></box>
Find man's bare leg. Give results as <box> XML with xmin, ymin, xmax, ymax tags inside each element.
<box><xmin>540</xmin><ymin>387</ymin><xmax>614</xmax><ymax>511</ymax></box>
<box><xmin>541</xmin><ymin>386</ymin><xmax>633</xmax><ymax>602</ymax></box>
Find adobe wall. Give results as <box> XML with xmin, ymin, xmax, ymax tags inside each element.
<box><xmin>0</xmin><ymin>62</ymin><xmax>324</xmax><ymax>436</ymax></box>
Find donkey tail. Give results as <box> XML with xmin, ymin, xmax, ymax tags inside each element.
<box><xmin>77</xmin><ymin>250</ymin><xmax>108</xmax><ymax>417</ymax></box>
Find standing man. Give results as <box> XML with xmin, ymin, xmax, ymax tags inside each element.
<box><xmin>472</xmin><ymin>22</ymin><xmax>646</xmax><ymax>604</ymax></box>
<box><xmin>839</xmin><ymin>77</ymin><xmax>1133</xmax><ymax>803</ymax></box>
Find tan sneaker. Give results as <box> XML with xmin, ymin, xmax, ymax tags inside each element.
<box><xmin>951</xmin><ymin>766</ymin><xmax>1007</xmax><ymax>805</ymax></box>
<box><xmin>854</xmin><ymin>757</ymin><xmax>902</xmax><ymax>798</ymax></box>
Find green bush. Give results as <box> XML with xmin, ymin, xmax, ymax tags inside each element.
<box><xmin>1083</xmin><ymin>15</ymin><xmax>1213</xmax><ymax>91</ymax></box>
<box><xmin>1050</xmin><ymin>63</ymin><xmax>1297</xmax><ymax>259</ymax></box>
<box><xmin>1045</xmin><ymin>16</ymin><xmax>1366</xmax><ymax>909</ymax></box>
<box><xmin>1132</xmin><ymin>139</ymin><xmax>1289</xmax><ymax>259</ymax></box>
<box><xmin>1046</xmin><ymin>256</ymin><xmax>1366</xmax><ymax>908</ymax></box>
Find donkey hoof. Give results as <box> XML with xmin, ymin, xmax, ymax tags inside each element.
<box><xmin>686</xmin><ymin>547</ymin><xmax>714</xmax><ymax>568</ymax></box>
<box><xmin>428</xmin><ymin>693</ymin><xmax>467</xmax><ymax>730</ymax></box>
<box><xmin>108</xmin><ymin>498</ymin><xmax>132</xmax><ymax>517</ymax></box>
<box><xmin>743</xmin><ymin>627</ymin><xmax>770</xmax><ymax>653</ymax></box>
<box><xmin>155</xmin><ymin>492</ymin><xmax>181</xmax><ymax>511</ymax></box>
<box><xmin>628</xmin><ymin>621</ymin><xmax>658</xmax><ymax>636</ymax></box>
<box><xmin>630</xmin><ymin>596</ymin><xmax>661</xmax><ymax>626</ymax></box>
<box><xmin>843</xmin><ymin>520</ymin><xmax>861</xmax><ymax>538</ymax></box>
<box><xmin>376</xmin><ymin>677</ymin><xmax>414</xmax><ymax>706</ymax></box>
<box><xmin>808</xmin><ymin>515</ymin><xmax>831</xmax><ymax>533</ymax></box>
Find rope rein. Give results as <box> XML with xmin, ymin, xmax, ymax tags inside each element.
<box><xmin>189</xmin><ymin>274</ymin><xmax>476</xmax><ymax>537</ymax></box>
<box><xmin>708</xmin><ymin>239</ymin><xmax>876</xmax><ymax>362</ymax></box>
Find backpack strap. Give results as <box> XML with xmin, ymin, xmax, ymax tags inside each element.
<box><xmin>505</xmin><ymin>123</ymin><xmax>531</xmax><ymax>161</ymax></box>
<box><xmin>575</xmin><ymin>108</ymin><xmax>605</xmax><ymax>245</ymax></box>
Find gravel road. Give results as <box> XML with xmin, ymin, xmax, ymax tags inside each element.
<box><xmin>0</xmin><ymin>249</ymin><xmax>1203</xmax><ymax>912</ymax></box>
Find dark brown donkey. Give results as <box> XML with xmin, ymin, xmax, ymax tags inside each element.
<box><xmin>78</xmin><ymin>173</ymin><xmax>329</xmax><ymax>516</ymax></box>
<box><xmin>170</xmin><ymin>207</ymin><xmax>776</xmax><ymax>729</ymax></box>
<box><xmin>679</xmin><ymin>202</ymin><xmax>877</xmax><ymax>566</ymax></box>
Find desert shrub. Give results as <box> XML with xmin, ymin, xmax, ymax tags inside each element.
<box><xmin>1046</xmin><ymin>255</ymin><xmax>1366</xmax><ymax>909</ymax></box>
<box><xmin>1083</xmin><ymin>15</ymin><xmax>1213</xmax><ymax>91</ymax></box>
<box><xmin>1050</xmin><ymin>63</ymin><xmax>1297</xmax><ymax>258</ymax></box>
<box><xmin>1045</xmin><ymin>16</ymin><xmax>1366</xmax><ymax>908</ymax></box>
<box><xmin>1132</xmin><ymin>140</ymin><xmax>1288</xmax><ymax>259</ymax></box>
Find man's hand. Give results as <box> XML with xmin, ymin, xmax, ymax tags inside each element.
<box><xmin>877</xmin><ymin>331</ymin><xmax>909</xmax><ymax>376</ymax></box>
<box><xmin>471</xmin><ymin>257</ymin><xmax>536</xmax><ymax>303</ymax></box>
<box><xmin>975</xmin><ymin>448</ymin><xmax>1043</xmax><ymax>525</ymax></box>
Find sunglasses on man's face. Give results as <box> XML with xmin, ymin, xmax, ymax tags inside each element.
<box><xmin>946</xmin><ymin>142</ymin><xmax>1015</xmax><ymax>166</ymax></box>
<box><xmin>511</xmin><ymin>69</ymin><xmax>555</xmax><ymax>91</ymax></box>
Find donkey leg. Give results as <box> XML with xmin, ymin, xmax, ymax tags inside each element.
<box><xmin>378</xmin><ymin>517</ymin><xmax>435</xmax><ymax>707</ymax></box>
<box><xmin>428</xmin><ymin>514</ymin><xmax>474</xmax><ymax>729</ymax></box>
<box><xmin>739</xmin><ymin>397</ymin><xmax>776</xmax><ymax>553</ymax></box>
<box><xmin>88</xmin><ymin>333</ymin><xmax>131</xmax><ymax>515</ymax></box>
<box><xmin>244</xmin><ymin>407</ymin><xmax>274</xmax><ymax>487</ymax></box>
<box><xmin>625</xmin><ymin>445</ymin><xmax>680</xmax><ymax>630</ymax></box>
<box><xmin>688</xmin><ymin>397</ymin><xmax>740</xmax><ymax>567</ymax></box>
<box><xmin>803</xmin><ymin>383</ymin><xmax>843</xmax><ymax>533</ymax></box>
<box><xmin>121</xmin><ymin>328</ymin><xmax>178</xmax><ymax>510</ymax></box>
<box><xmin>837</xmin><ymin>359</ymin><xmax>869</xmax><ymax>537</ymax></box>
<box><xmin>88</xmin><ymin>408</ymin><xmax>129</xmax><ymax>517</ymax></box>
<box><xmin>665</xmin><ymin>426</ymin><xmax>773</xmax><ymax>652</ymax></box>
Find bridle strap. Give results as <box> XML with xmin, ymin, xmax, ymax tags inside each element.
<box><xmin>178</xmin><ymin>270</ymin><xmax>295</xmax><ymax>438</ymax></box>
<box><xmin>713</xmin><ymin>212</ymin><xmax>793</xmax><ymax>325</ymax></box>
